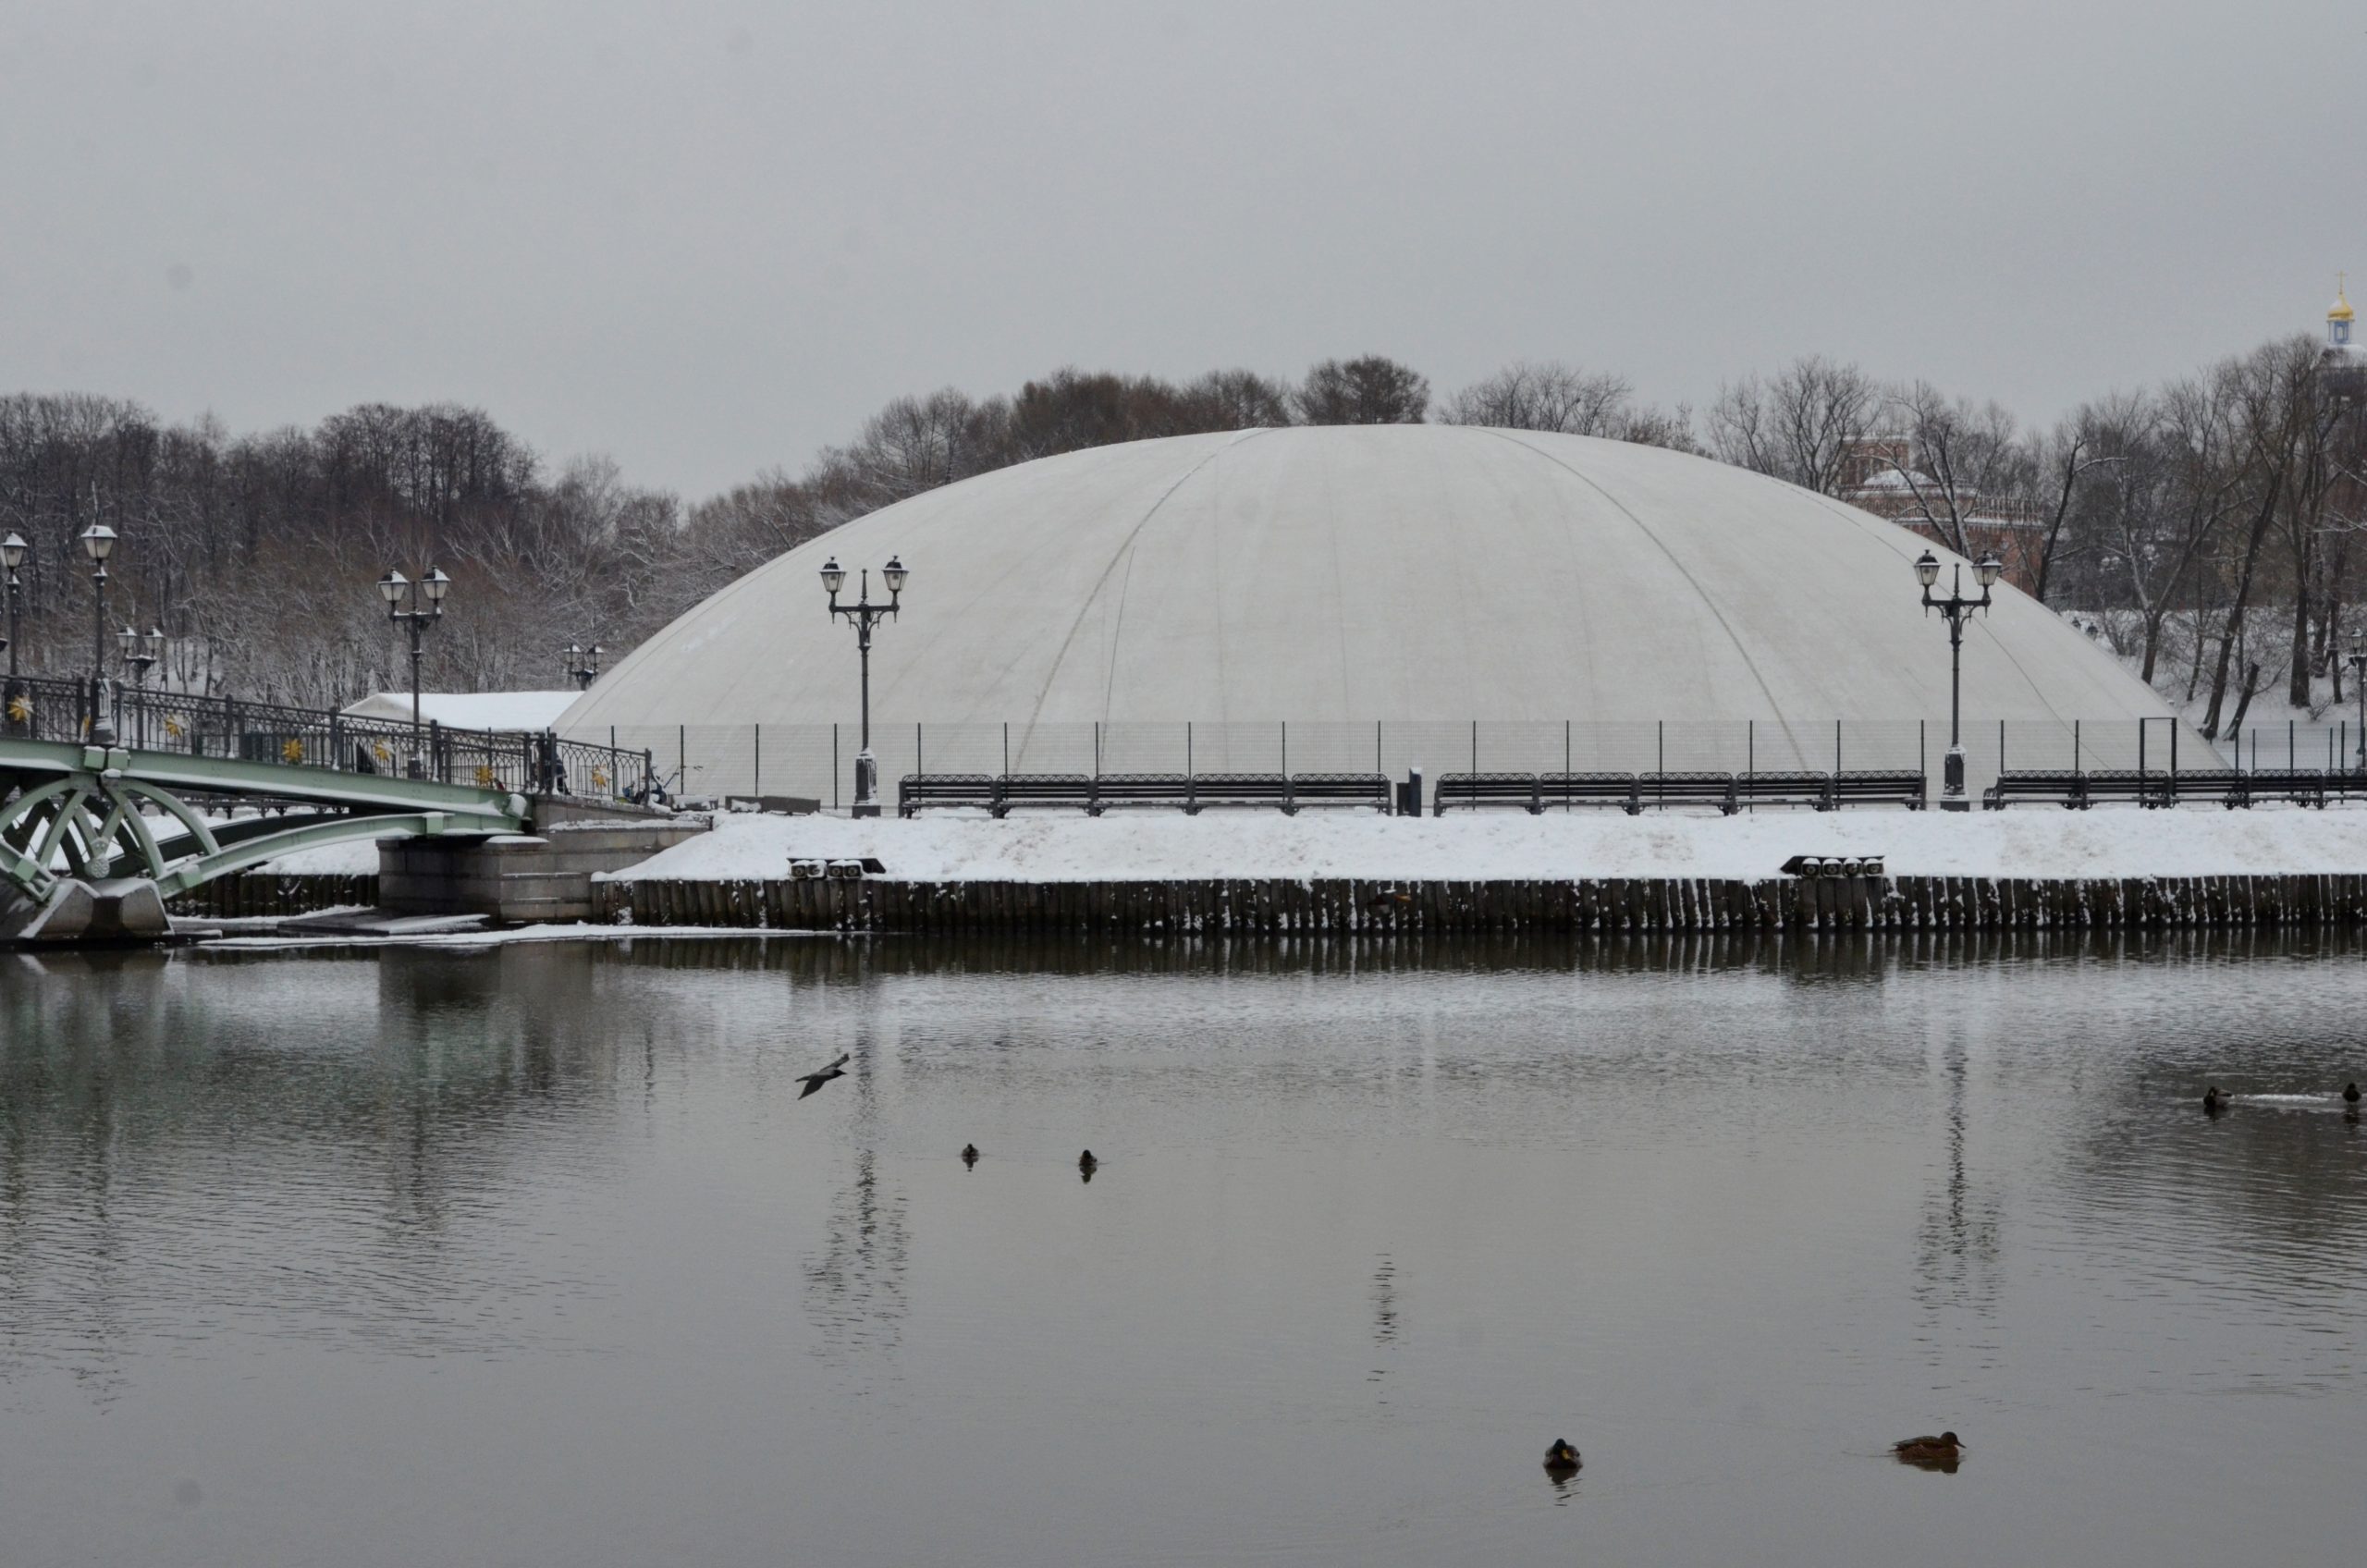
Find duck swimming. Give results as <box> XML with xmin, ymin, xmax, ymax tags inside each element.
<box><xmin>1892</xmin><ymin>1431</ymin><xmax>1963</xmax><ymax>1464</ymax></box>
<box><xmin>2202</xmin><ymin>1086</ymin><xmax>2226</xmax><ymax>1113</ymax></box>
<box><xmin>1543</xmin><ymin>1439</ymin><xmax>1581</xmax><ymax>1475</ymax></box>
<box><xmin>2345</xmin><ymin>1083</ymin><xmax>2361</xmax><ymax>1105</ymax></box>
<box><xmin>961</xmin><ymin>1144</ymin><xmax>979</xmax><ymax>1167</ymax></box>
<box><xmin>1078</xmin><ymin>1149</ymin><xmax>1098</xmax><ymax>1182</ymax></box>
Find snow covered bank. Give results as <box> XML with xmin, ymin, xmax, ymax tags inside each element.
<box><xmin>605</xmin><ymin>807</ymin><xmax>2367</xmax><ymax>885</ymax></box>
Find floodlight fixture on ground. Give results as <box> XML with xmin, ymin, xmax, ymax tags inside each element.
<box><xmin>1917</xmin><ymin>547</ymin><xmax>2002</xmax><ymax>811</ymax></box>
<box><xmin>821</xmin><ymin>555</ymin><xmax>909</xmax><ymax>817</ymax></box>
<box><xmin>382</xmin><ymin>566</ymin><xmax>451</xmax><ymax>778</ymax></box>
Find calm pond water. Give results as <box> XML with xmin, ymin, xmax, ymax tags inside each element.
<box><xmin>4</xmin><ymin>931</ymin><xmax>2366</xmax><ymax>1566</ymax></box>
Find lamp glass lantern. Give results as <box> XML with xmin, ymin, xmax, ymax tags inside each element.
<box><xmin>80</xmin><ymin>522</ymin><xmax>117</xmax><ymax>563</ymax></box>
<box><xmin>881</xmin><ymin>556</ymin><xmax>909</xmax><ymax>595</ymax></box>
<box><xmin>378</xmin><ymin>570</ymin><xmax>409</xmax><ymax>606</ymax></box>
<box><xmin>420</xmin><ymin>567</ymin><xmax>451</xmax><ymax>606</ymax></box>
<box><xmin>1913</xmin><ymin>550</ymin><xmax>1941</xmax><ymax>589</ymax></box>
<box><xmin>117</xmin><ymin>624</ymin><xmax>138</xmax><ymax>658</ymax></box>
<box><xmin>1975</xmin><ymin>552</ymin><xmax>2004</xmax><ymax>589</ymax></box>
<box><xmin>819</xmin><ymin>557</ymin><xmax>846</xmax><ymax>597</ymax></box>
<box><xmin>0</xmin><ymin>531</ymin><xmax>25</xmax><ymax>570</ymax></box>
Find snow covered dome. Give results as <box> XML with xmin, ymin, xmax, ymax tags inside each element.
<box><xmin>560</xmin><ymin>425</ymin><xmax>2178</xmax><ymax>733</ymax></box>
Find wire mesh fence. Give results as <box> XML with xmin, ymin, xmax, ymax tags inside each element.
<box><xmin>563</xmin><ymin>716</ymin><xmax>2367</xmax><ymax>815</ymax></box>
<box><xmin>570</xmin><ymin>718</ymin><xmax>1942</xmax><ymax>813</ymax></box>
<box><xmin>13</xmin><ymin>670</ymin><xmax>2361</xmax><ymax>815</ymax></box>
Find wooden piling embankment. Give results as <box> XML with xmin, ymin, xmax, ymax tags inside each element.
<box><xmin>168</xmin><ymin>874</ymin><xmax>379</xmax><ymax>919</ymax></box>
<box><xmin>591</xmin><ymin>874</ymin><xmax>2367</xmax><ymax>933</ymax></box>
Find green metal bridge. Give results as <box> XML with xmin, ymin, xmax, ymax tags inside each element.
<box><xmin>1</xmin><ymin>674</ymin><xmax>652</xmax><ymax>941</ymax></box>
<box><xmin>0</xmin><ymin>737</ymin><xmax>526</xmax><ymax>939</ymax></box>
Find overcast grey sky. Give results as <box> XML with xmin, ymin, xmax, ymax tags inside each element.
<box><xmin>3</xmin><ymin>0</ymin><xmax>2357</xmax><ymax>497</ymax></box>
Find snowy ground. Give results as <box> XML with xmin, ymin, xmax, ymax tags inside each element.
<box><xmin>244</xmin><ymin>840</ymin><xmax>385</xmax><ymax>875</ymax></box>
<box><xmin>605</xmin><ymin>806</ymin><xmax>2367</xmax><ymax>884</ymax></box>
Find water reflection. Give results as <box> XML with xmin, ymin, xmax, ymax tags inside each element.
<box><xmin>4</xmin><ymin>931</ymin><xmax>2367</xmax><ymax>1566</ymax></box>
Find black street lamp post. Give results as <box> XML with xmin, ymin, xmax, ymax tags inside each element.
<box><xmin>117</xmin><ymin>624</ymin><xmax>161</xmax><ymax>748</ymax></box>
<box><xmin>378</xmin><ymin>566</ymin><xmax>450</xmax><ymax>778</ymax></box>
<box><xmin>1915</xmin><ymin>547</ymin><xmax>2003</xmax><ymax>811</ymax></box>
<box><xmin>2349</xmin><ymin>648</ymin><xmax>2367</xmax><ymax>772</ymax></box>
<box><xmin>1</xmin><ymin>530</ymin><xmax>25</xmax><ymax>677</ymax></box>
<box><xmin>80</xmin><ymin>523</ymin><xmax>117</xmax><ymax>745</ymax></box>
<box><xmin>566</xmin><ymin>643</ymin><xmax>605</xmax><ymax>691</ymax></box>
<box><xmin>820</xmin><ymin>554</ymin><xmax>908</xmax><ymax>817</ymax></box>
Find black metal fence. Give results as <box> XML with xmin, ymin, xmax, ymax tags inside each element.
<box><xmin>562</xmin><ymin>716</ymin><xmax>2367</xmax><ymax>815</ymax></box>
<box><xmin>0</xmin><ymin>674</ymin><xmax>653</xmax><ymax>802</ymax></box>
<box><xmin>15</xmin><ymin>673</ymin><xmax>2365</xmax><ymax>816</ymax></box>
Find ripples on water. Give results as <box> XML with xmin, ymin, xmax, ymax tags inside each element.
<box><xmin>2</xmin><ymin>932</ymin><xmax>2364</xmax><ymax>1566</ymax></box>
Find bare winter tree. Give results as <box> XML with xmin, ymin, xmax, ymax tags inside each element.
<box><xmin>1706</xmin><ymin>356</ymin><xmax>1878</xmax><ymax>496</ymax></box>
<box><xmin>1178</xmin><ymin>368</ymin><xmax>1296</xmax><ymax>429</ymax></box>
<box><xmin>1294</xmin><ymin>356</ymin><xmax>1429</xmax><ymax>425</ymax></box>
<box><xmin>1872</xmin><ymin>383</ymin><xmax>2030</xmax><ymax>559</ymax></box>
<box><xmin>1442</xmin><ymin>361</ymin><xmax>1632</xmax><ymax>434</ymax></box>
<box><xmin>2199</xmin><ymin>337</ymin><xmax>2322</xmax><ymax>737</ymax></box>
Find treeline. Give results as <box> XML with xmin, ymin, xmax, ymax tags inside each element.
<box><xmin>1</xmin><ymin>341</ymin><xmax>2358</xmax><ymax>736</ymax></box>
<box><xmin>0</xmin><ymin>355</ymin><xmax>1683</xmax><ymax>708</ymax></box>
<box><xmin>1697</xmin><ymin>341</ymin><xmax>2367</xmax><ymax>736</ymax></box>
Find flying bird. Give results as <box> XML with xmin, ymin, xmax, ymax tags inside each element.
<box><xmin>797</xmin><ymin>1053</ymin><xmax>851</xmax><ymax>1099</ymax></box>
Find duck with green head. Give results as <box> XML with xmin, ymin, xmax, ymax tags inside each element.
<box><xmin>1543</xmin><ymin>1439</ymin><xmax>1580</xmax><ymax>1475</ymax></box>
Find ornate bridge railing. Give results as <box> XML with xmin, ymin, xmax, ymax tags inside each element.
<box><xmin>0</xmin><ymin>674</ymin><xmax>654</xmax><ymax>802</ymax></box>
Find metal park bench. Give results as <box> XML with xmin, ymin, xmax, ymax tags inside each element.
<box><xmin>898</xmin><ymin>773</ymin><xmax>1000</xmax><ymax>815</ymax></box>
<box><xmin>1734</xmin><ymin>771</ymin><xmax>1831</xmax><ymax>812</ymax></box>
<box><xmin>1539</xmin><ymin>772</ymin><xmax>1644</xmax><ymax>813</ymax></box>
<box><xmin>1828</xmin><ymin>770</ymin><xmax>1927</xmax><ymax>810</ymax></box>
<box><xmin>1185</xmin><ymin>773</ymin><xmax>1292</xmax><ymax>812</ymax></box>
<box><xmin>2079</xmin><ymin>770</ymin><xmax>2173</xmax><ymax>809</ymax></box>
<box><xmin>1638</xmin><ymin>771</ymin><xmax>1738</xmax><ymax>815</ymax></box>
<box><xmin>1087</xmin><ymin>773</ymin><xmax>1195</xmax><ymax>813</ymax></box>
<box><xmin>2164</xmin><ymin>769</ymin><xmax>2242</xmax><ymax>808</ymax></box>
<box><xmin>1287</xmin><ymin>773</ymin><xmax>1392</xmax><ymax>813</ymax></box>
<box><xmin>994</xmin><ymin>774</ymin><xmax>1098</xmax><ymax>815</ymax></box>
<box><xmin>2244</xmin><ymin>769</ymin><xmax>2330</xmax><ymax>809</ymax></box>
<box><xmin>1982</xmin><ymin>770</ymin><xmax>2084</xmax><ymax>809</ymax></box>
<box><xmin>1433</xmin><ymin>772</ymin><xmax>1542</xmax><ymax>814</ymax></box>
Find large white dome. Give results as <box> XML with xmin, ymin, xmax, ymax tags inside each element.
<box><xmin>567</xmin><ymin>425</ymin><xmax>2175</xmax><ymax>739</ymax></box>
